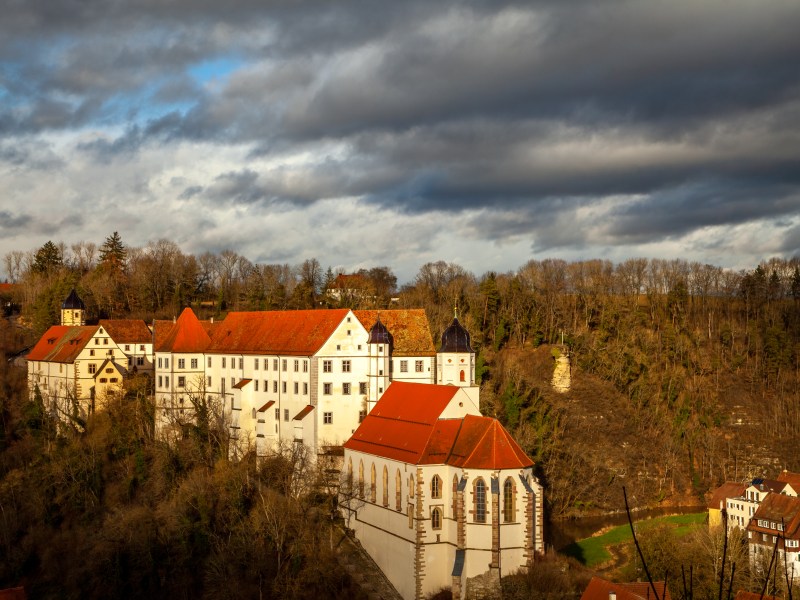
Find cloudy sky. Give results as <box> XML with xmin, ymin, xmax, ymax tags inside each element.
<box><xmin>1</xmin><ymin>0</ymin><xmax>799</xmax><ymax>283</ymax></box>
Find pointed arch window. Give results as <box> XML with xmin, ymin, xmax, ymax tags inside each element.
<box><xmin>382</xmin><ymin>466</ymin><xmax>389</xmax><ymax>506</ymax></box>
<box><xmin>431</xmin><ymin>474</ymin><xmax>442</xmax><ymax>499</ymax></box>
<box><xmin>474</xmin><ymin>478</ymin><xmax>487</xmax><ymax>523</ymax></box>
<box><xmin>459</xmin><ymin>370</ymin><xmax>465</xmax><ymax>382</ymax></box>
<box><xmin>431</xmin><ymin>507</ymin><xmax>442</xmax><ymax>530</ymax></box>
<box><xmin>409</xmin><ymin>474</ymin><xmax>415</xmax><ymax>498</ymax></box>
<box><xmin>452</xmin><ymin>475</ymin><xmax>459</xmax><ymax>518</ymax></box>
<box><xmin>358</xmin><ymin>460</ymin><xmax>364</xmax><ymax>498</ymax></box>
<box><xmin>503</xmin><ymin>477</ymin><xmax>516</xmax><ymax>523</ymax></box>
<box><xmin>370</xmin><ymin>463</ymin><xmax>377</xmax><ymax>503</ymax></box>
<box><xmin>396</xmin><ymin>469</ymin><xmax>402</xmax><ymax>511</ymax></box>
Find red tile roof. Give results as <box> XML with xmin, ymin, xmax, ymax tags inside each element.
<box><xmin>777</xmin><ymin>470</ymin><xmax>800</xmax><ymax>491</ymax></box>
<box><xmin>748</xmin><ymin>493</ymin><xmax>800</xmax><ymax>540</ymax></box>
<box><xmin>207</xmin><ymin>309</ymin><xmax>350</xmax><ymax>356</ymax></box>
<box><xmin>345</xmin><ymin>382</ymin><xmax>533</xmax><ymax>469</ymax></box>
<box><xmin>100</xmin><ymin>319</ymin><xmax>152</xmax><ymax>344</ymax></box>
<box><xmin>258</xmin><ymin>400</ymin><xmax>275</xmax><ymax>412</ymax></box>
<box><xmin>233</xmin><ymin>379</ymin><xmax>252</xmax><ymax>389</ymax></box>
<box><xmin>354</xmin><ymin>309</ymin><xmax>436</xmax><ymax>356</ymax></box>
<box><xmin>155</xmin><ymin>308</ymin><xmax>212</xmax><ymax>353</ymax></box>
<box><xmin>707</xmin><ymin>482</ymin><xmax>747</xmax><ymax>510</ymax></box>
<box><xmin>27</xmin><ymin>325</ymin><xmax>99</xmax><ymax>363</ymax></box>
<box><xmin>294</xmin><ymin>405</ymin><xmax>315</xmax><ymax>420</ymax></box>
<box><xmin>581</xmin><ymin>577</ymin><xmax>672</xmax><ymax>600</ymax></box>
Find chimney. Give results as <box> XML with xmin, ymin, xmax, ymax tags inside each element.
<box><xmin>609</xmin><ymin>592</ymin><xmax>616</xmax><ymax>600</ymax></box>
<box><xmin>210</xmin><ymin>316</ymin><xmax>214</xmax><ymax>323</ymax></box>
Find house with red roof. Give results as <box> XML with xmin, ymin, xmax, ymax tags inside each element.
<box><xmin>27</xmin><ymin>290</ymin><xmax>155</xmax><ymax>426</ymax></box>
<box><xmin>153</xmin><ymin>307</ymin><xmax>474</xmax><ymax>458</ymax></box>
<box><xmin>341</xmin><ymin>381</ymin><xmax>543</xmax><ymax>600</ymax></box>
<box><xmin>747</xmin><ymin>492</ymin><xmax>800</xmax><ymax>580</ymax></box>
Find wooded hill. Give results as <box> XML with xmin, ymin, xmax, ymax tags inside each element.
<box><xmin>4</xmin><ymin>236</ymin><xmax>800</xmax><ymax>519</ymax></box>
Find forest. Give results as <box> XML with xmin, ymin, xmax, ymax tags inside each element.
<box><xmin>2</xmin><ymin>234</ymin><xmax>800</xmax><ymax>597</ymax></box>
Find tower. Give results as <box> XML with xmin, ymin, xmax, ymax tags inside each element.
<box><xmin>437</xmin><ymin>310</ymin><xmax>475</xmax><ymax>387</ymax></box>
<box><xmin>366</xmin><ymin>316</ymin><xmax>392</xmax><ymax>413</ymax></box>
<box><xmin>61</xmin><ymin>289</ymin><xmax>85</xmax><ymax>326</ymax></box>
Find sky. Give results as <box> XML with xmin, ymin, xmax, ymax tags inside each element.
<box><xmin>1</xmin><ymin>0</ymin><xmax>799</xmax><ymax>284</ymax></box>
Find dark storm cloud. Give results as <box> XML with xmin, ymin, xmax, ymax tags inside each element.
<box><xmin>0</xmin><ymin>211</ymin><xmax>32</xmax><ymax>230</ymax></box>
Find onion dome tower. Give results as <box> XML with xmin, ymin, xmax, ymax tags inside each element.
<box><xmin>437</xmin><ymin>308</ymin><xmax>475</xmax><ymax>387</ymax></box>
<box><xmin>366</xmin><ymin>316</ymin><xmax>392</xmax><ymax>412</ymax></box>
<box><xmin>61</xmin><ymin>289</ymin><xmax>86</xmax><ymax>326</ymax></box>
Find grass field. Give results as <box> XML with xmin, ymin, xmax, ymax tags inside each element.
<box><xmin>562</xmin><ymin>512</ymin><xmax>707</xmax><ymax>568</ymax></box>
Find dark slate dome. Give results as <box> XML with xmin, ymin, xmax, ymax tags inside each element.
<box><xmin>368</xmin><ymin>317</ymin><xmax>393</xmax><ymax>346</ymax></box>
<box><xmin>62</xmin><ymin>289</ymin><xmax>85</xmax><ymax>310</ymax></box>
<box><xmin>440</xmin><ymin>318</ymin><xmax>473</xmax><ymax>353</ymax></box>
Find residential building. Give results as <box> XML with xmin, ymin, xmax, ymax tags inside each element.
<box><xmin>708</xmin><ymin>482</ymin><xmax>746</xmax><ymax>529</ymax></box>
<box><xmin>341</xmin><ymin>382</ymin><xmax>543</xmax><ymax>600</ymax></box>
<box><xmin>747</xmin><ymin>492</ymin><xmax>800</xmax><ymax>580</ymax></box>
<box><xmin>725</xmin><ymin>479</ymin><xmax>796</xmax><ymax>533</ymax></box>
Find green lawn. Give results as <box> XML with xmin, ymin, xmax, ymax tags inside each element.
<box><xmin>562</xmin><ymin>512</ymin><xmax>706</xmax><ymax>568</ymax></box>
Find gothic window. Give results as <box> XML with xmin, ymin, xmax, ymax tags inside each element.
<box><xmin>459</xmin><ymin>370</ymin><xmax>465</xmax><ymax>382</ymax></box>
<box><xmin>452</xmin><ymin>475</ymin><xmax>459</xmax><ymax>518</ymax></box>
<box><xmin>503</xmin><ymin>478</ymin><xmax>516</xmax><ymax>523</ymax></box>
<box><xmin>431</xmin><ymin>507</ymin><xmax>442</xmax><ymax>530</ymax></box>
<box><xmin>409</xmin><ymin>475</ymin><xmax>415</xmax><ymax>498</ymax></box>
<box><xmin>396</xmin><ymin>469</ymin><xmax>402</xmax><ymax>511</ymax></box>
<box><xmin>431</xmin><ymin>474</ymin><xmax>442</xmax><ymax>499</ymax></box>
<box><xmin>474</xmin><ymin>478</ymin><xmax>487</xmax><ymax>523</ymax></box>
<box><xmin>370</xmin><ymin>464</ymin><xmax>377</xmax><ymax>503</ymax></box>
<box><xmin>382</xmin><ymin>466</ymin><xmax>389</xmax><ymax>506</ymax></box>
<box><xmin>358</xmin><ymin>461</ymin><xmax>364</xmax><ymax>498</ymax></box>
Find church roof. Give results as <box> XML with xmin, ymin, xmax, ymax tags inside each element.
<box><xmin>27</xmin><ymin>325</ymin><xmax>98</xmax><ymax>363</ymax></box>
<box><xmin>439</xmin><ymin>317</ymin><xmax>473</xmax><ymax>353</ymax></box>
<box><xmin>100</xmin><ymin>319</ymin><xmax>152</xmax><ymax>344</ymax></box>
<box><xmin>207</xmin><ymin>309</ymin><xmax>349</xmax><ymax>356</ymax></box>
<box><xmin>345</xmin><ymin>382</ymin><xmax>533</xmax><ymax>469</ymax></box>
<box><xmin>61</xmin><ymin>289</ymin><xmax>85</xmax><ymax>310</ymax></box>
<box><xmin>155</xmin><ymin>307</ymin><xmax>212</xmax><ymax>353</ymax></box>
<box><xmin>354</xmin><ymin>309</ymin><xmax>435</xmax><ymax>356</ymax></box>
<box><xmin>366</xmin><ymin>316</ymin><xmax>392</xmax><ymax>345</ymax></box>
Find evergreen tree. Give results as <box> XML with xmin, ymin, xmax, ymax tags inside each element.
<box><xmin>32</xmin><ymin>240</ymin><xmax>63</xmax><ymax>274</ymax></box>
<box><xmin>98</xmin><ymin>231</ymin><xmax>127</xmax><ymax>272</ymax></box>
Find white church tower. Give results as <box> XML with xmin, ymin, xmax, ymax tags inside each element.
<box><xmin>437</xmin><ymin>309</ymin><xmax>475</xmax><ymax>387</ymax></box>
<box><xmin>366</xmin><ymin>315</ymin><xmax>391</xmax><ymax>413</ymax></box>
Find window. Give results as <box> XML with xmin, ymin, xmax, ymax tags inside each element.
<box><xmin>190</xmin><ymin>358</ymin><xmax>197</xmax><ymax>369</ymax></box>
<box><xmin>400</xmin><ymin>360</ymin><xmax>408</xmax><ymax>373</ymax></box>
<box><xmin>136</xmin><ymin>356</ymin><xmax>144</xmax><ymax>366</ymax></box>
<box><xmin>165</xmin><ymin>358</ymin><xmax>169</xmax><ymax>368</ymax></box>
<box><xmin>158</xmin><ymin>376</ymin><xmax>163</xmax><ymax>387</ymax></box>
<box><xmin>89</xmin><ymin>349</ymin><xmax>94</xmax><ymax>356</ymax></box>
<box><xmin>503</xmin><ymin>478</ymin><xmax>515</xmax><ymax>523</ymax></box>
<box><xmin>178</xmin><ymin>359</ymin><xmax>185</xmax><ymax>369</ymax></box>
<box><xmin>359</xmin><ymin>409</ymin><xmax>366</xmax><ymax>422</ymax></box>
<box><xmin>343</xmin><ymin>383</ymin><xmax>351</xmax><ymax>395</ymax></box>
<box><xmin>383</xmin><ymin>466</ymin><xmax>389</xmax><ymax>506</ymax></box>
<box><xmin>360</xmin><ymin>382</ymin><xmax>367</xmax><ymax>395</ymax></box>
<box><xmin>324</xmin><ymin>412</ymin><xmax>332</xmax><ymax>424</ymax></box>
<box><xmin>275</xmin><ymin>408</ymin><xmax>280</xmax><ymax>420</ymax></box>
<box><xmin>110</xmin><ymin>378</ymin><xmax>118</xmax><ymax>383</ymax></box>
<box><xmin>273</xmin><ymin>381</ymin><xmax>278</xmax><ymax>393</ymax></box>
<box><xmin>409</xmin><ymin>475</ymin><xmax>415</xmax><ymax>498</ymax></box>
<box><xmin>139</xmin><ymin>344</ymin><xmax>145</xmax><ymax>351</ymax></box>
<box><xmin>255</xmin><ymin>380</ymin><xmax>259</xmax><ymax>392</ymax></box>
<box><xmin>125</xmin><ymin>344</ymin><xmax>131</xmax><ymax>351</ymax></box>
<box><xmin>100</xmin><ymin>378</ymin><xmax>107</xmax><ymax>383</ymax></box>
<box><xmin>165</xmin><ymin>377</ymin><xmax>169</xmax><ymax>387</ymax></box>
<box><xmin>282</xmin><ymin>382</ymin><xmax>287</xmax><ymax>393</ymax></box>
<box><xmin>207</xmin><ymin>376</ymin><xmax>212</xmax><ymax>387</ymax></box>
<box><xmin>453</xmin><ymin>476</ymin><xmax>459</xmax><ymax>518</ymax></box>
<box><xmin>323</xmin><ymin>360</ymin><xmax>332</xmax><ymax>373</ymax></box>
<box><xmin>460</xmin><ymin>370</ymin><xmax>465</xmax><ymax>382</ymax></box>
<box><xmin>303</xmin><ymin>383</ymin><xmax>308</xmax><ymax>395</ymax></box>
<box><xmin>370</xmin><ymin>464</ymin><xmax>376</xmax><ymax>503</ymax></box>
<box><xmin>273</xmin><ymin>359</ymin><xmax>278</xmax><ymax>370</ymax></box>
<box><xmin>238</xmin><ymin>358</ymin><xmax>243</xmax><ymax>369</ymax></box>
<box><xmin>88</xmin><ymin>364</ymin><xmax>97</xmax><ymax>374</ymax></box>
<box><xmin>264</xmin><ymin>380</ymin><xmax>267</xmax><ymax>392</ymax></box>
<box><xmin>324</xmin><ymin>383</ymin><xmax>332</xmax><ymax>395</ymax></box>
<box><xmin>178</xmin><ymin>376</ymin><xmax>185</xmax><ymax>388</ymax></box>
<box><xmin>342</xmin><ymin>360</ymin><xmax>351</xmax><ymax>373</ymax></box>
<box><xmin>358</xmin><ymin>461</ymin><xmax>365</xmax><ymax>498</ymax></box>
<box><xmin>303</xmin><ymin>361</ymin><xmax>308</xmax><ymax>373</ymax></box>
<box><xmin>431</xmin><ymin>507</ymin><xmax>442</xmax><ymax>530</ymax></box>
<box><xmin>264</xmin><ymin>359</ymin><xmax>268</xmax><ymax>370</ymax></box>
<box><xmin>408</xmin><ymin>504</ymin><xmax>414</xmax><ymax>528</ymax></box>
<box><xmin>254</xmin><ymin>359</ymin><xmax>259</xmax><ymax>370</ymax></box>
<box><xmin>222</xmin><ymin>357</ymin><xmax>226</xmax><ymax>368</ymax></box>
<box><xmin>252</xmin><ymin>408</ymin><xmax>256</xmax><ymax>419</ymax></box>
<box><xmin>103</xmin><ymin>338</ymin><xmax>108</xmax><ymax>345</ymax></box>
<box><xmin>158</xmin><ymin>357</ymin><xmax>162</xmax><ymax>368</ymax></box>
<box><xmin>284</xmin><ymin>409</ymin><xmax>289</xmax><ymax>421</ymax></box>
<box><xmin>396</xmin><ymin>470</ymin><xmax>402</xmax><ymax>511</ymax></box>
<box><xmin>231</xmin><ymin>377</ymin><xmax>235</xmax><ymax>387</ymax></box>
<box><xmin>415</xmin><ymin>360</ymin><xmax>424</xmax><ymax>372</ymax></box>
<box><xmin>208</xmin><ymin>357</ymin><xmax>212</xmax><ymax>367</ymax></box>
<box><xmin>474</xmin><ymin>478</ymin><xmax>487</xmax><ymax>523</ymax></box>
<box><xmin>294</xmin><ymin>359</ymin><xmax>299</xmax><ymax>372</ymax></box>
<box><xmin>294</xmin><ymin>382</ymin><xmax>299</xmax><ymax>394</ymax></box>
<box><xmin>431</xmin><ymin>475</ymin><xmax>442</xmax><ymax>499</ymax></box>
<box><xmin>282</xmin><ymin>359</ymin><xmax>287</xmax><ymax>371</ymax></box>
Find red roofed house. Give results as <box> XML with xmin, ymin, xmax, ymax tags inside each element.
<box><xmin>153</xmin><ymin>307</ymin><xmax>471</xmax><ymax>459</ymax></box>
<box><xmin>747</xmin><ymin>492</ymin><xmax>800</xmax><ymax>580</ymax></box>
<box><xmin>341</xmin><ymin>382</ymin><xmax>543</xmax><ymax>600</ymax></box>
<box><xmin>581</xmin><ymin>577</ymin><xmax>672</xmax><ymax>600</ymax></box>
<box><xmin>27</xmin><ymin>290</ymin><xmax>155</xmax><ymax>426</ymax></box>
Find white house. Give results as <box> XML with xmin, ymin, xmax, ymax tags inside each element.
<box><xmin>153</xmin><ymin>307</ymin><xmax>448</xmax><ymax>457</ymax></box>
<box><xmin>341</xmin><ymin>381</ymin><xmax>544</xmax><ymax>600</ymax></box>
